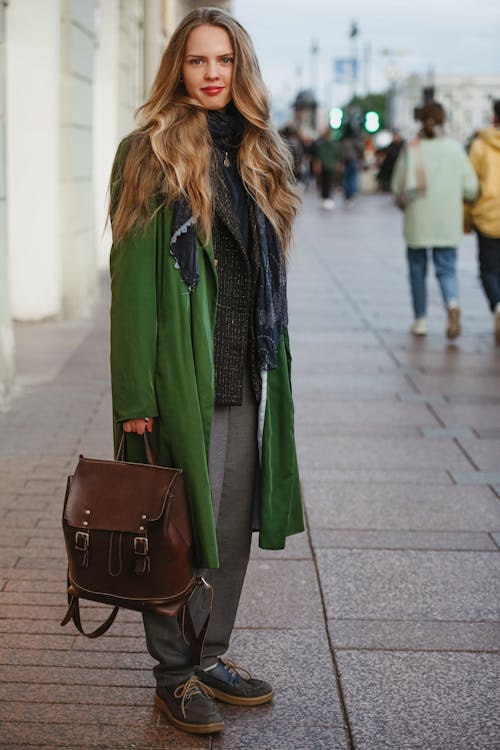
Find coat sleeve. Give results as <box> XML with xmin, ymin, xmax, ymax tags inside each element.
<box><xmin>110</xmin><ymin>209</ymin><xmax>159</xmax><ymax>423</ymax></box>
<box><xmin>461</xmin><ymin>146</ymin><xmax>479</xmax><ymax>203</ymax></box>
<box><xmin>468</xmin><ymin>138</ymin><xmax>484</xmax><ymax>183</ymax></box>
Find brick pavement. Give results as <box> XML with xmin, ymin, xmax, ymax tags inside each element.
<box><xmin>0</xmin><ymin>189</ymin><xmax>499</xmax><ymax>749</ymax></box>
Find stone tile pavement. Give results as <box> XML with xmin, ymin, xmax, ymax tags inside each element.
<box><xmin>0</xmin><ymin>189</ymin><xmax>499</xmax><ymax>749</ymax></box>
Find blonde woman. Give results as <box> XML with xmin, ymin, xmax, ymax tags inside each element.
<box><xmin>109</xmin><ymin>7</ymin><xmax>303</xmax><ymax>735</ymax></box>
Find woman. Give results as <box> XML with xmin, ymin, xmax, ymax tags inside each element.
<box><xmin>108</xmin><ymin>7</ymin><xmax>303</xmax><ymax>736</ymax></box>
<box><xmin>391</xmin><ymin>101</ymin><xmax>478</xmax><ymax>338</ymax></box>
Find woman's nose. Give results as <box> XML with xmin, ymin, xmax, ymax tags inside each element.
<box><xmin>205</xmin><ymin>61</ymin><xmax>219</xmax><ymax>79</ymax></box>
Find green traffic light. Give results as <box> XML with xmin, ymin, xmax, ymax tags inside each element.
<box><xmin>364</xmin><ymin>111</ymin><xmax>380</xmax><ymax>133</ymax></box>
<box><xmin>330</xmin><ymin>107</ymin><xmax>343</xmax><ymax>129</ymax></box>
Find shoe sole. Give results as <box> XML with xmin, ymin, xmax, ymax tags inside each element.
<box><xmin>154</xmin><ymin>693</ymin><xmax>224</xmax><ymax>734</ymax></box>
<box><xmin>207</xmin><ymin>685</ymin><xmax>275</xmax><ymax>706</ymax></box>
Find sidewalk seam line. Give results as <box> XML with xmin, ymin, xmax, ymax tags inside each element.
<box><xmin>303</xmin><ymin>495</ymin><xmax>355</xmax><ymax>750</ymax></box>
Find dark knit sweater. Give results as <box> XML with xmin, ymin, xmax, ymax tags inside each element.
<box><xmin>206</xmin><ymin>106</ymin><xmax>262</xmax><ymax>406</ymax></box>
<box><xmin>212</xmin><ymin>169</ymin><xmax>261</xmax><ymax>406</ymax></box>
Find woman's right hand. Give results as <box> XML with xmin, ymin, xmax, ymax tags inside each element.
<box><xmin>122</xmin><ymin>418</ymin><xmax>154</xmax><ymax>435</ymax></box>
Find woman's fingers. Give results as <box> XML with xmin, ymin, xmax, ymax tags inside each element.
<box><xmin>122</xmin><ymin>418</ymin><xmax>154</xmax><ymax>434</ymax></box>
<box><xmin>135</xmin><ymin>420</ymin><xmax>146</xmax><ymax>435</ymax></box>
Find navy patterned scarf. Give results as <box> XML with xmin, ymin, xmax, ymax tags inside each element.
<box><xmin>170</xmin><ymin>107</ymin><xmax>288</xmax><ymax>372</ymax></box>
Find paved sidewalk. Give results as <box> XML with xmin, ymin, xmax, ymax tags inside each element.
<box><xmin>1</xmin><ymin>190</ymin><xmax>499</xmax><ymax>749</ymax></box>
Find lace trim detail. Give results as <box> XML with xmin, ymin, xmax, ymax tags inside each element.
<box><xmin>169</xmin><ymin>215</ymin><xmax>196</xmax><ymax>288</ymax></box>
<box><xmin>170</xmin><ymin>215</ymin><xmax>195</xmax><ymax>246</ymax></box>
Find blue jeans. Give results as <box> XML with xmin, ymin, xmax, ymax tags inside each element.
<box><xmin>407</xmin><ymin>246</ymin><xmax>459</xmax><ymax>318</ymax></box>
<box><xmin>343</xmin><ymin>159</ymin><xmax>358</xmax><ymax>200</ymax></box>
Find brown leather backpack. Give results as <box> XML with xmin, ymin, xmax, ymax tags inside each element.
<box><xmin>61</xmin><ymin>434</ymin><xmax>211</xmax><ymax>663</ymax></box>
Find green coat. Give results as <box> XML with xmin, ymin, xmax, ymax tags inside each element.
<box><xmin>110</xmin><ymin>205</ymin><xmax>304</xmax><ymax>568</ymax></box>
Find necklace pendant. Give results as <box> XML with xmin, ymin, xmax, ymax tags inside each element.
<box><xmin>223</xmin><ymin>152</ymin><xmax>230</xmax><ymax>167</ymax></box>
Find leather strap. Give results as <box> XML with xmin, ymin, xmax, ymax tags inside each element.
<box><xmin>60</xmin><ymin>595</ymin><xmax>119</xmax><ymax>639</ymax></box>
<box><xmin>116</xmin><ymin>432</ymin><xmax>156</xmax><ymax>465</ymax></box>
<box><xmin>143</xmin><ymin>433</ymin><xmax>156</xmax><ymax>466</ymax></box>
<box><xmin>61</xmin><ymin>581</ymin><xmax>212</xmax><ymax>659</ymax></box>
<box><xmin>177</xmin><ymin>579</ymin><xmax>213</xmax><ymax>665</ymax></box>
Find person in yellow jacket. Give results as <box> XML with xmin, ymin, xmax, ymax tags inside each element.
<box><xmin>468</xmin><ymin>100</ymin><xmax>500</xmax><ymax>344</ymax></box>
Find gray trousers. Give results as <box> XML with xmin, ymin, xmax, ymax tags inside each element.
<box><xmin>142</xmin><ymin>374</ymin><xmax>258</xmax><ymax>687</ymax></box>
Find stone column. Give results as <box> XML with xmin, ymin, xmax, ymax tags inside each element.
<box><xmin>93</xmin><ymin>0</ymin><xmax>146</xmax><ymax>270</ymax></box>
<box><xmin>59</xmin><ymin>0</ymin><xmax>97</xmax><ymax>318</ymax></box>
<box><xmin>6</xmin><ymin>0</ymin><xmax>62</xmax><ymax>321</ymax></box>
<box><xmin>0</xmin><ymin>2</ymin><xmax>14</xmax><ymax>401</ymax></box>
<box><xmin>93</xmin><ymin>0</ymin><xmax>119</xmax><ymax>270</ymax></box>
<box><xmin>143</xmin><ymin>0</ymin><xmax>165</xmax><ymax>97</ymax></box>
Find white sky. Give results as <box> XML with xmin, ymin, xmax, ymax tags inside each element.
<box><xmin>232</xmin><ymin>0</ymin><xmax>500</xmax><ymax>115</ymax></box>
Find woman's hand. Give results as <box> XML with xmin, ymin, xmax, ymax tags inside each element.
<box><xmin>122</xmin><ymin>418</ymin><xmax>154</xmax><ymax>435</ymax></box>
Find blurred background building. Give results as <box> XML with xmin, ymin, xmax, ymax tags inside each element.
<box><xmin>0</xmin><ymin>2</ymin><xmax>498</xmax><ymax>404</ymax></box>
<box><xmin>391</xmin><ymin>74</ymin><xmax>500</xmax><ymax>142</ymax></box>
<box><xmin>0</xmin><ymin>0</ymin><xmax>230</xmax><ymax>404</ymax></box>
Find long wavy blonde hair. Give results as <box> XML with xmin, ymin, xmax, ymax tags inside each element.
<box><xmin>110</xmin><ymin>6</ymin><xmax>299</xmax><ymax>254</ymax></box>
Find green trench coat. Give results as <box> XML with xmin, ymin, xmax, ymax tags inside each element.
<box><xmin>110</xmin><ymin>206</ymin><xmax>304</xmax><ymax>568</ymax></box>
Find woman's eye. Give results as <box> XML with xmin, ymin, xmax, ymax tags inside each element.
<box><xmin>189</xmin><ymin>58</ymin><xmax>203</xmax><ymax>65</ymax></box>
<box><xmin>221</xmin><ymin>56</ymin><xmax>234</xmax><ymax>64</ymax></box>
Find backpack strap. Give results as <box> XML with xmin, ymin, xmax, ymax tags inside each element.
<box><xmin>177</xmin><ymin>578</ymin><xmax>213</xmax><ymax>665</ymax></box>
<box><xmin>61</xmin><ymin>594</ymin><xmax>119</xmax><ymax>639</ymax></box>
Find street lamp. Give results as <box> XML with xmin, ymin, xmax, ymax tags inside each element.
<box><xmin>349</xmin><ymin>20</ymin><xmax>359</xmax><ymax>99</ymax></box>
<box><xmin>380</xmin><ymin>48</ymin><xmax>408</xmax><ymax>129</ymax></box>
<box><xmin>310</xmin><ymin>40</ymin><xmax>319</xmax><ymax>97</ymax></box>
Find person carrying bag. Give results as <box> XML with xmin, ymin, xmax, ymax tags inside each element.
<box><xmin>391</xmin><ymin>101</ymin><xmax>478</xmax><ymax>338</ymax></box>
<box><xmin>70</xmin><ymin>6</ymin><xmax>305</xmax><ymax>737</ymax></box>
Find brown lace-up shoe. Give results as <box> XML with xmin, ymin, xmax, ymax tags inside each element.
<box><xmin>447</xmin><ymin>305</ymin><xmax>461</xmax><ymax>339</ymax></box>
<box><xmin>155</xmin><ymin>675</ymin><xmax>224</xmax><ymax>734</ymax></box>
<box><xmin>494</xmin><ymin>306</ymin><xmax>500</xmax><ymax>346</ymax></box>
<box><xmin>196</xmin><ymin>658</ymin><xmax>274</xmax><ymax>706</ymax></box>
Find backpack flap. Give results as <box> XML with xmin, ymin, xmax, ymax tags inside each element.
<box><xmin>63</xmin><ymin>456</ymin><xmax>183</xmax><ymax>534</ymax></box>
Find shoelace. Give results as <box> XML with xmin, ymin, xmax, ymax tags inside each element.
<box><xmin>220</xmin><ymin>658</ymin><xmax>252</xmax><ymax>682</ymax></box>
<box><xmin>173</xmin><ymin>675</ymin><xmax>215</xmax><ymax>719</ymax></box>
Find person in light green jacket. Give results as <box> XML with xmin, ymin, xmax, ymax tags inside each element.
<box><xmin>392</xmin><ymin>101</ymin><xmax>478</xmax><ymax>338</ymax></box>
<box><xmin>108</xmin><ymin>7</ymin><xmax>304</xmax><ymax>736</ymax></box>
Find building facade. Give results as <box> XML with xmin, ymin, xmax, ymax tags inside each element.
<box><xmin>391</xmin><ymin>73</ymin><xmax>500</xmax><ymax>144</ymax></box>
<box><xmin>0</xmin><ymin>3</ymin><xmax>13</xmax><ymax>403</ymax></box>
<box><xmin>0</xmin><ymin>0</ymin><xmax>230</xmax><ymax>404</ymax></box>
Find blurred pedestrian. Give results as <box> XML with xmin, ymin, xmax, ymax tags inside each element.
<box><xmin>376</xmin><ymin>129</ymin><xmax>404</xmax><ymax>192</ymax></box>
<box><xmin>108</xmin><ymin>7</ymin><xmax>303</xmax><ymax>735</ymax></box>
<box><xmin>312</xmin><ymin>127</ymin><xmax>342</xmax><ymax>210</ymax></box>
<box><xmin>340</xmin><ymin>122</ymin><xmax>364</xmax><ymax>207</ymax></box>
<box><xmin>467</xmin><ymin>99</ymin><xmax>500</xmax><ymax>344</ymax></box>
<box><xmin>391</xmin><ymin>101</ymin><xmax>479</xmax><ymax>338</ymax></box>
<box><xmin>279</xmin><ymin>123</ymin><xmax>305</xmax><ymax>183</ymax></box>
<box><xmin>300</xmin><ymin>132</ymin><xmax>317</xmax><ymax>190</ymax></box>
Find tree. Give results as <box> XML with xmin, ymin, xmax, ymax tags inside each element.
<box><xmin>342</xmin><ymin>93</ymin><xmax>387</xmax><ymax>133</ymax></box>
